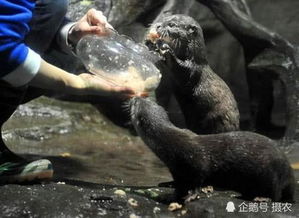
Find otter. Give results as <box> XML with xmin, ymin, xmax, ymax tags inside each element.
<box><xmin>129</xmin><ymin>97</ymin><xmax>295</xmax><ymax>202</ymax></box>
<box><xmin>145</xmin><ymin>14</ymin><xmax>240</xmax><ymax>134</ymax></box>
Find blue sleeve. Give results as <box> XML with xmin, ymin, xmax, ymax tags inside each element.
<box><xmin>0</xmin><ymin>0</ymin><xmax>41</xmax><ymax>86</ymax></box>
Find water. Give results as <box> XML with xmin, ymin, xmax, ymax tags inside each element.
<box><xmin>2</xmin><ymin>97</ymin><xmax>171</xmax><ymax>186</ymax></box>
<box><xmin>3</xmin><ymin>96</ymin><xmax>299</xmax><ymax>187</ymax></box>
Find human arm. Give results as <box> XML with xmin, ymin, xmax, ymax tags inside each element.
<box><xmin>29</xmin><ymin>59</ymin><xmax>134</xmax><ymax>97</ymax></box>
<box><xmin>0</xmin><ymin>3</ymin><xmax>135</xmax><ymax>98</ymax></box>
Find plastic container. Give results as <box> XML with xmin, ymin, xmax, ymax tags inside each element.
<box><xmin>76</xmin><ymin>32</ymin><xmax>161</xmax><ymax>93</ymax></box>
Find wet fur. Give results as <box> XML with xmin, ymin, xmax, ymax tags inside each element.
<box><xmin>145</xmin><ymin>15</ymin><xmax>240</xmax><ymax>134</ymax></box>
<box><xmin>130</xmin><ymin>97</ymin><xmax>295</xmax><ymax>202</ymax></box>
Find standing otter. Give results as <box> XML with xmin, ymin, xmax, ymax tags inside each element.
<box><xmin>129</xmin><ymin>97</ymin><xmax>295</xmax><ymax>202</ymax></box>
<box><xmin>145</xmin><ymin>15</ymin><xmax>240</xmax><ymax>134</ymax></box>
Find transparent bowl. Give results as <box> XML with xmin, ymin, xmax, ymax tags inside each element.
<box><xmin>76</xmin><ymin>32</ymin><xmax>161</xmax><ymax>93</ymax></box>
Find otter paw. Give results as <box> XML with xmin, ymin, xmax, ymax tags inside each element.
<box><xmin>160</xmin><ymin>43</ymin><xmax>171</xmax><ymax>53</ymax></box>
<box><xmin>162</xmin><ymin>47</ymin><xmax>176</xmax><ymax>61</ymax></box>
<box><xmin>183</xmin><ymin>189</ymin><xmax>202</xmax><ymax>203</ymax></box>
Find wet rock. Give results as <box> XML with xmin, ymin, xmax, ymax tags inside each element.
<box><xmin>186</xmin><ymin>197</ymin><xmax>298</xmax><ymax>218</ymax></box>
<box><xmin>14</xmin><ymin>104</ymin><xmax>69</xmax><ymax>119</ymax></box>
<box><xmin>0</xmin><ymin>182</ymin><xmax>298</xmax><ymax>217</ymax></box>
<box><xmin>2</xmin><ymin>97</ymin><xmax>95</xmax><ymax>142</ymax></box>
<box><xmin>67</xmin><ymin>0</ymin><xmax>111</xmax><ymax>20</ymax></box>
<box><xmin>4</xmin><ymin>122</ymin><xmax>73</xmax><ymax>141</ymax></box>
<box><xmin>108</xmin><ymin>0</ymin><xmax>165</xmax><ymax>28</ymax></box>
<box><xmin>152</xmin><ymin>0</ymin><xmax>195</xmax><ymax>23</ymax></box>
<box><xmin>0</xmin><ymin>183</ymin><xmax>171</xmax><ymax>218</ymax></box>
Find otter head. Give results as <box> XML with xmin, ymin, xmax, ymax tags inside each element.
<box><xmin>145</xmin><ymin>14</ymin><xmax>208</xmax><ymax>64</ymax></box>
<box><xmin>129</xmin><ymin>97</ymin><xmax>170</xmax><ymax>136</ymax></box>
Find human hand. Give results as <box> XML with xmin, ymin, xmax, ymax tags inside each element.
<box><xmin>78</xmin><ymin>73</ymin><xmax>140</xmax><ymax>98</ymax></box>
<box><xmin>68</xmin><ymin>9</ymin><xmax>113</xmax><ymax>44</ymax></box>
<box><xmin>30</xmin><ymin>59</ymin><xmax>143</xmax><ymax>99</ymax></box>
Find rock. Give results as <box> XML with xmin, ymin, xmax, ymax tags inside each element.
<box><xmin>108</xmin><ymin>0</ymin><xmax>165</xmax><ymax>28</ymax></box>
<box><xmin>1</xmin><ymin>182</ymin><xmax>298</xmax><ymax>217</ymax></box>
<box><xmin>168</xmin><ymin>202</ymin><xmax>182</xmax><ymax>211</ymax></box>
<box><xmin>114</xmin><ymin>189</ymin><xmax>127</xmax><ymax>197</ymax></box>
<box><xmin>67</xmin><ymin>0</ymin><xmax>111</xmax><ymax>20</ymax></box>
<box><xmin>128</xmin><ymin>198</ymin><xmax>139</xmax><ymax>207</ymax></box>
<box><xmin>153</xmin><ymin>206</ymin><xmax>161</xmax><ymax>213</ymax></box>
<box><xmin>186</xmin><ymin>197</ymin><xmax>298</xmax><ymax>218</ymax></box>
<box><xmin>152</xmin><ymin>0</ymin><xmax>195</xmax><ymax>23</ymax></box>
<box><xmin>196</xmin><ymin>0</ymin><xmax>299</xmax><ymax>144</ymax></box>
<box><xmin>0</xmin><ymin>183</ymin><xmax>167</xmax><ymax>217</ymax></box>
<box><xmin>191</xmin><ymin>0</ymin><xmax>299</xmax><ymax>135</ymax></box>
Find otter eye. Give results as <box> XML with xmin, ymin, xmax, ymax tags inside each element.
<box><xmin>188</xmin><ymin>26</ymin><xmax>197</xmax><ymax>35</ymax></box>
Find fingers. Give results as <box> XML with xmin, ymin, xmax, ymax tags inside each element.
<box><xmin>83</xmin><ymin>26</ymin><xmax>109</xmax><ymax>36</ymax></box>
<box><xmin>111</xmin><ymin>86</ymin><xmax>136</xmax><ymax>99</ymax></box>
<box><xmin>79</xmin><ymin>73</ymin><xmax>137</xmax><ymax>98</ymax></box>
<box><xmin>87</xmin><ymin>9</ymin><xmax>114</xmax><ymax>30</ymax></box>
<box><xmin>116</xmin><ymin>90</ymin><xmax>149</xmax><ymax>99</ymax></box>
<box><xmin>103</xmin><ymin>85</ymin><xmax>138</xmax><ymax>99</ymax></box>
<box><xmin>69</xmin><ymin>9</ymin><xmax>114</xmax><ymax>43</ymax></box>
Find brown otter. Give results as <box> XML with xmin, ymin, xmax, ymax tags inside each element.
<box><xmin>129</xmin><ymin>97</ymin><xmax>295</xmax><ymax>202</ymax></box>
<box><xmin>145</xmin><ymin>14</ymin><xmax>240</xmax><ymax>134</ymax></box>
